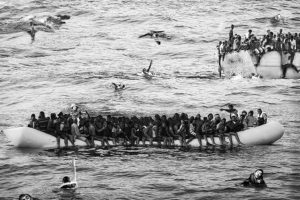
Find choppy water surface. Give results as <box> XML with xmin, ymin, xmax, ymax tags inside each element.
<box><xmin>0</xmin><ymin>0</ymin><xmax>299</xmax><ymax>199</ymax></box>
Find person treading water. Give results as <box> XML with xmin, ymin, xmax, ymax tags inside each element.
<box><xmin>112</xmin><ymin>83</ymin><xmax>125</xmax><ymax>91</ymax></box>
<box><xmin>59</xmin><ymin>158</ymin><xmax>78</xmax><ymax>189</ymax></box>
<box><xmin>242</xmin><ymin>169</ymin><xmax>267</xmax><ymax>188</ymax></box>
<box><xmin>142</xmin><ymin>60</ymin><xmax>154</xmax><ymax>78</ymax></box>
<box><xmin>19</xmin><ymin>194</ymin><xmax>38</xmax><ymax>200</ymax></box>
<box><xmin>27</xmin><ymin>22</ymin><xmax>37</xmax><ymax>42</ymax></box>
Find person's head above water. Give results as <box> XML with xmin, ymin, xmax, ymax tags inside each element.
<box><xmin>62</xmin><ymin>176</ymin><xmax>71</xmax><ymax>183</ymax></box>
<box><xmin>19</xmin><ymin>194</ymin><xmax>33</xmax><ymax>200</ymax></box>
<box><xmin>254</xmin><ymin>169</ymin><xmax>264</xmax><ymax>179</ymax></box>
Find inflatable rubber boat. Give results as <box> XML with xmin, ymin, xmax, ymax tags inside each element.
<box><xmin>221</xmin><ymin>50</ymin><xmax>300</xmax><ymax>79</ymax></box>
<box><xmin>3</xmin><ymin>121</ymin><xmax>284</xmax><ymax>149</ymax></box>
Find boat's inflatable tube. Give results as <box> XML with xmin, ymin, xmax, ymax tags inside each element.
<box><xmin>257</xmin><ymin>51</ymin><xmax>282</xmax><ymax>79</ymax></box>
<box><xmin>3</xmin><ymin>122</ymin><xmax>284</xmax><ymax>149</ymax></box>
<box><xmin>221</xmin><ymin>50</ymin><xmax>256</xmax><ymax>78</ymax></box>
<box><xmin>222</xmin><ymin>51</ymin><xmax>300</xmax><ymax>79</ymax></box>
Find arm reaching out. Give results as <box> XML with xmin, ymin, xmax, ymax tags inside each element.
<box><xmin>147</xmin><ymin>60</ymin><xmax>153</xmax><ymax>72</ymax></box>
<box><xmin>73</xmin><ymin>158</ymin><xmax>77</xmax><ymax>183</ymax></box>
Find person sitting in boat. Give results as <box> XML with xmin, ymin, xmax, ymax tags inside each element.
<box><xmin>186</xmin><ymin>116</ymin><xmax>197</xmax><ymax>145</ymax></box>
<box><xmin>194</xmin><ymin>114</ymin><xmax>204</xmax><ymax>148</ymax></box>
<box><xmin>54</xmin><ymin>112</ymin><xmax>66</xmax><ymax>149</ymax></box>
<box><xmin>37</xmin><ymin>111</ymin><xmax>49</xmax><ymax>132</ymax></box>
<box><xmin>224</xmin><ymin>114</ymin><xmax>243</xmax><ymax>146</ymax></box>
<box><xmin>177</xmin><ymin>119</ymin><xmax>188</xmax><ymax>147</ymax></box>
<box><xmin>88</xmin><ymin>118</ymin><xmax>96</xmax><ymax>147</ymax></box>
<box><xmin>70</xmin><ymin>103</ymin><xmax>81</xmax><ymax>118</ymax></box>
<box><xmin>242</xmin><ymin>169</ymin><xmax>267</xmax><ymax>188</ymax></box>
<box><xmin>202</xmin><ymin>114</ymin><xmax>217</xmax><ymax>146</ymax></box>
<box><xmin>244</xmin><ymin>110</ymin><xmax>257</xmax><ymax>128</ymax></box>
<box><xmin>28</xmin><ymin>114</ymin><xmax>38</xmax><ymax>129</ymax></box>
<box><xmin>60</xmin><ymin>158</ymin><xmax>78</xmax><ymax>189</ymax></box>
<box><xmin>239</xmin><ymin>110</ymin><xmax>248</xmax><ymax>129</ymax></box>
<box><xmin>212</xmin><ymin>114</ymin><xmax>224</xmax><ymax>145</ymax></box>
<box><xmin>47</xmin><ymin>113</ymin><xmax>58</xmax><ymax>137</ymax></box>
<box><xmin>245</xmin><ymin>29</ymin><xmax>252</xmax><ymax>40</ymax></box>
<box><xmin>142</xmin><ymin>118</ymin><xmax>154</xmax><ymax>146</ymax></box>
<box><xmin>216</xmin><ymin>118</ymin><xmax>227</xmax><ymax>145</ymax></box>
<box><xmin>71</xmin><ymin>118</ymin><xmax>90</xmax><ymax>146</ymax></box>
<box><xmin>257</xmin><ymin>109</ymin><xmax>267</xmax><ymax>126</ymax></box>
<box><xmin>130</xmin><ymin>122</ymin><xmax>140</xmax><ymax>145</ymax></box>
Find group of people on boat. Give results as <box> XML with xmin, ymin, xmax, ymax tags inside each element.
<box><xmin>217</xmin><ymin>24</ymin><xmax>300</xmax><ymax>77</ymax></box>
<box><xmin>27</xmin><ymin>104</ymin><xmax>267</xmax><ymax>149</ymax></box>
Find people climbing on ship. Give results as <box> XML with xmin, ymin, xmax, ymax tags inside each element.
<box><xmin>218</xmin><ymin>26</ymin><xmax>300</xmax><ymax>76</ymax></box>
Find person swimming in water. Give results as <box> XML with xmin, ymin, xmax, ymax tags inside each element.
<box><xmin>18</xmin><ymin>194</ymin><xmax>39</xmax><ymax>200</ymax></box>
<box><xmin>60</xmin><ymin>158</ymin><xmax>78</xmax><ymax>189</ymax></box>
<box><xmin>112</xmin><ymin>83</ymin><xmax>125</xmax><ymax>91</ymax></box>
<box><xmin>142</xmin><ymin>60</ymin><xmax>153</xmax><ymax>78</ymax></box>
<box><xmin>242</xmin><ymin>169</ymin><xmax>267</xmax><ymax>188</ymax></box>
<box><xmin>26</xmin><ymin>22</ymin><xmax>37</xmax><ymax>42</ymax></box>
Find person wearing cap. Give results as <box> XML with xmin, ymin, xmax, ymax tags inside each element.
<box><xmin>242</xmin><ymin>169</ymin><xmax>267</xmax><ymax>188</ymax></box>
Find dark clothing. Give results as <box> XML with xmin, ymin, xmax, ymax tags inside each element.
<box><xmin>242</xmin><ymin>173</ymin><xmax>267</xmax><ymax>188</ymax></box>
<box><xmin>226</xmin><ymin>120</ymin><xmax>243</xmax><ymax>133</ymax></box>
<box><xmin>37</xmin><ymin>118</ymin><xmax>49</xmax><ymax>132</ymax></box>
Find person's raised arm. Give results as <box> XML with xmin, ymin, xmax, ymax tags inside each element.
<box><xmin>85</xmin><ymin>110</ymin><xmax>90</xmax><ymax>119</ymax></box>
<box><xmin>147</xmin><ymin>60</ymin><xmax>153</xmax><ymax>72</ymax></box>
<box><xmin>72</xmin><ymin>158</ymin><xmax>77</xmax><ymax>183</ymax></box>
